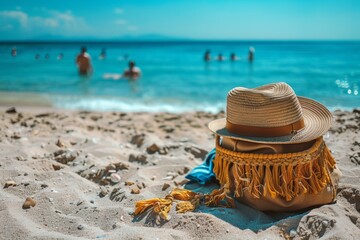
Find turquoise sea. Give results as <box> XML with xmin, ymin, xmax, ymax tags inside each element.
<box><xmin>0</xmin><ymin>41</ymin><xmax>359</xmax><ymax>112</ymax></box>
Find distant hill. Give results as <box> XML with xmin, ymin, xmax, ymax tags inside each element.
<box><xmin>0</xmin><ymin>33</ymin><xmax>188</xmax><ymax>42</ymax></box>
<box><xmin>114</xmin><ymin>34</ymin><xmax>185</xmax><ymax>41</ymax></box>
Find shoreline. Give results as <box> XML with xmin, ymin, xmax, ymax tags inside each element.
<box><xmin>1</xmin><ymin>107</ymin><xmax>359</xmax><ymax>239</ymax></box>
<box><xmin>0</xmin><ymin>91</ymin><xmax>226</xmax><ymax>114</ymax></box>
<box><xmin>0</xmin><ymin>91</ymin><xmax>357</xmax><ymax>114</ymax></box>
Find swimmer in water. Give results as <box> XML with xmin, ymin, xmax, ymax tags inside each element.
<box><xmin>204</xmin><ymin>50</ymin><xmax>211</xmax><ymax>62</ymax></box>
<box><xmin>123</xmin><ymin>61</ymin><xmax>141</xmax><ymax>80</ymax></box>
<box><xmin>76</xmin><ymin>46</ymin><xmax>93</xmax><ymax>75</ymax></box>
<box><xmin>11</xmin><ymin>47</ymin><xmax>17</xmax><ymax>57</ymax></box>
<box><xmin>248</xmin><ymin>46</ymin><xmax>255</xmax><ymax>62</ymax></box>
<box><xmin>230</xmin><ymin>52</ymin><xmax>238</xmax><ymax>61</ymax></box>
<box><xmin>217</xmin><ymin>53</ymin><xmax>224</xmax><ymax>61</ymax></box>
<box><xmin>57</xmin><ymin>53</ymin><xmax>63</xmax><ymax>60</ymax></box>
<box><xmin>99</xmin><ymin>48</ymin><xmax>106</xmax><ymax>60</ymax></box>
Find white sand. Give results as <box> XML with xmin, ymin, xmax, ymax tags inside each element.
<box><xmin>1</xmin><ymin>107</ymin><xmax>360</xmax><ymax>240</ymax></box>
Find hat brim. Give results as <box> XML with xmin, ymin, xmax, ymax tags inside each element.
<box><xmin>208</xmin><ymin>97</ymin><xmax>333</xmax><ymax>144</ymax></box>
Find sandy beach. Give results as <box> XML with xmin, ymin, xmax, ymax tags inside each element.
<box><xmin>1</xmin><ymin>107</ymin><xmax>360</xmax><ymax>240</ymax></box>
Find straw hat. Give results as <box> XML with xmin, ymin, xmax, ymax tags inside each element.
<box><xmin>208</xmin><ymin>82</ymin><xmax>333</xmax><ymax>144</ymax></box>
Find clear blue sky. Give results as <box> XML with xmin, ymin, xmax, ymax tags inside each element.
<box><xmin>1</xmin><ymin>0</ymin><xmax>360</xmax><ymax>40</ymax></box>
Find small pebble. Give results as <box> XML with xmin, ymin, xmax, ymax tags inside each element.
<box><xmin>77</xmin><ymin>224</ymin><xmax>84</xmax><ymax>230</ymax></box>
<box><xmin>52</xmin><ymin>164</ymin><xmax>61</xmax><ymax>171</ymax></box>
<box><xmin>226</xmin><ymin>229</ymin><xmax>229</xmax><ymax>233</ymax></box>
<box><xmin>322</xmin><ymin>220</ymin><xmax>329</xmax><ymax>227</ymax></box>
<box><xmin>289</xmin><ymin>229</ymin><xmax>297</xmax><ymax>238</ymax></box>
<box><xmin>16</xmin><ymin>156</ymin><xmax>26</xmax><ymax>161</ymax></box>
<box><xmin>56</xmin><ymin>139</ymin><xmax>66</xmax><ymax>148</ymax></box>
<box><xmin>162</xmin><ymin>183</ymin><xmax>170</xmax><ymax>191</ymax></box>
<box><xmin>22</xmin><ymin>197</ymin><xmax>36</xmax><ymax>209</ymax></box>
<box><xmin>125</xmin><ymin>181</ymin><xmax>135</xmax><ymax>186</ymax></box>
<box><xmin>162</xmin><ymin>176</ymin><xmax>173</xmax><ymax>181</ymax></box>
<box><xmin>90</xmin><ymin>200</ymin><xmax>94</xmax><ymax>204</ymax></box>
<box><xmin>98</xmin><ymin>188</ymin><xmax>108</xmax><ymax>198</ymax></box>
<box><xmin>5</xmin><ymin>107</ymin><xmax>17</xmax><ymax>114</ymax></box>
<box><xmin>131</xmin><ymin>187</ymin><xmax>140</xmax><ymax>194</ymax></box>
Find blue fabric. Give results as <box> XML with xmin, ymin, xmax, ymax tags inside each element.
<box><xmin>185</xmin><ymin>148</ymin><xmax>216</xmax><ymax>184</ymax></box>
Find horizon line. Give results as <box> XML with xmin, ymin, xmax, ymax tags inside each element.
<box><xmin>1</xmin><ymin>39</ymin><xmax>360</xmax><ymax>43</ymax></box>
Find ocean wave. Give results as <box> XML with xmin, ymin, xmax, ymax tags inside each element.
<box><xmin>0</xmin><ymin>91</ymin><xmax>356</xmax><ymax>113</ymax></box>
<box><xmin>52</xmin><ymin>96</ymin><xmax>225</xmax><ymax>113</ymax></box>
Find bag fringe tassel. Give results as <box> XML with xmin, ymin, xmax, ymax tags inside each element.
<box><xmin>213</xmin><ymin>136</ymin><xmax>336</xmax><ymax>201</ymax></box>
<box><xmin>134</xmin><ymin>188</ymin><xmax>203</xmax><ymax>221</ymax></box>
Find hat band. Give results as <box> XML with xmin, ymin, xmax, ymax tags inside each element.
<box><xmin>226</xmin><ymin>118</ymin><xmax>305</xmax><ymax>138</ymax></box>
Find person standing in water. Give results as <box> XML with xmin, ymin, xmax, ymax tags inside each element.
<box><xmin>230</xmin><ymin>52</ymin><xmax>238</xmax><ymax>61</ymax></box>
<box><xmin>248</xmin><ymin>46</ymin><xmax>255</xmax><ymax>62</ymax></box>
<box><xmin>76</xmin><ymin>46</ymin><xmax>92</xmax><ymax>75</ymax></box>
<box><xmin>123</xmin><ymin>61</ymin><xmax>141</xmax><ymax>79</ymax></box>
<box><xmin>204</xmin><ymin>50</ymin><xmax>211</xmax><ymax>62</ymax></box>
<box><xmin>57</xmin><ymin>53</ymin><xmax>63</xmax><ymax>60</ymax></box>
<box><xmin>11</xmin><ymin>47</ymin><xmax>17</xmax><ymax>57</ymax></box>
<box><xmin>99</xmin><ymin>48</ymin><xmax>106</xmax><ymax>60</ymax></box>
<box><xmin>217</xmin><ymin>53</ymin><xmax>224</xmax><ymax>61</ymax></box>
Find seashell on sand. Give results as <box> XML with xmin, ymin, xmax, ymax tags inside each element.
<box><xmin>4</xmin><ymin>180</ymin><xmax>17</xmax><ymax>188</ymax></box>
<box><xmin>110</xmin><ymin>173</ymin><xmax>121</xmax><ymax>183</ymax></box>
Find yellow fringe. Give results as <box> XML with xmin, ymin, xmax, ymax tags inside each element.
<box><xmin>134</xmin><ymin>197</ymin><xmax>173</xmax><ymax>220</ymax></box>
<box><xmin>204</xmin><ymin>187</ymin><xmax>235</xmax><ymax>208</ymax></box>
<box><xmin>134</xmin><ymin>188</ymin><xmax>202</xmax><ymax>221</ymax></box>
<box><xmin>176</xmin><ymin>200</ymin><xmax>197</xmax><ymax>213</ymax></box>
<box><xmin>171</xmin><ymin>188</ymin><xmax>198</xmax><ymax>201</ymax></box>
<box><xmin>214</xmin><ymin>136</ymin><xmax>336</xmax><ymax>201</ymax></box>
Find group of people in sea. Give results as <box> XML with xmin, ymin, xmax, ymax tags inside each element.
<box><xmin>10</xmin><ymin>46</ymin><xmax>141</xmax><ymax>80</ymax></box>
<box><xmin>203</xmin><ymin>46</ymin><xmax>255</xmax><ymax>62</ymax></box>
<box><xmin>75</xmin><ymin>46</ymin><xmax>141</xmax><ymax>79</ymax></box>
<box><xmin>10</xmin><ymin>45</ymin><xmax>255</xmax><ymax>79</ymax></box>
<box><xmin>34</xmin><ymin>53</ymin><xmax>63</xmax><ymax>60</ymax></box>
<box><xmin>12</xmin><ymin>47</ymin><xmax>63</xmax><ymax>60</ymax></box>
